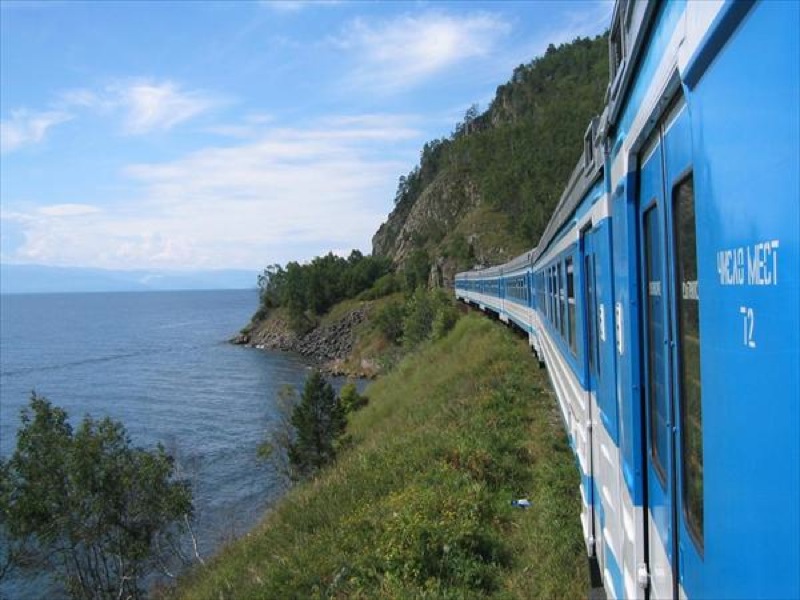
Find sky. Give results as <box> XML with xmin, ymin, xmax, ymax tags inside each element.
<box><xmin>1</xmin><ymin>0</ymin><xmax>612</xmax><ymax>274</ymax></box>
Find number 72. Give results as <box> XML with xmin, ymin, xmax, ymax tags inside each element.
<box><xmin>739</xmin><ymin>306</ymin><xmax>756</xmax><ymax>349</ymax></box>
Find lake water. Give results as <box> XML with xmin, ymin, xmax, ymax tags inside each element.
<box><xmin>0</xmin><ymin>289</ymin><xmax>329</xmax><ymax>598</ymax></box>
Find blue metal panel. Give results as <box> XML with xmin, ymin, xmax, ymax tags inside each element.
<box><xmin>613</xmin><ymin>178</ymin><xmax>645</xmax><ymax>506</ymax></box>
<box><xmin>612</xmin><ymin>1</ymin><xmax>686</xmax><ymax>155</ymax></box>
<box><xmin>604</xmin><ymin>537</ymin><xmax>625</xmax><ymax>600</ymax></box>
<box><xmin>592</xmin><ymin>477</ymin><xmax>605</xmax><ymax>538</ymax></box>
<box><xmin>593</xmin><ymin>219</ymin><xmax>619</xmax><ymax>445</ymax></box>
<box><xmin>574</xmin><ymin>179</ymin><xmax>606</xmax><ymax>225</ymax></box>
<box><xmin>639</xmin><ymin>144</ymin><xmax>676</xmax><ymax>591</ymax></box>
<box><xmin>682</xmin><ymin>0</ymin><xmax>755</xmax><ymax>90</ymax></box>
<box><xmin>679</xmin><ymin>1</ymin><xmax>800</xmax><ymax>597</ymax></box>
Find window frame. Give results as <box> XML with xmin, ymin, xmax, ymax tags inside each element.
<box><xmin>672</xmin><ymin>171</ymin><xmax>705</xmax><ymax>552</ymax></box>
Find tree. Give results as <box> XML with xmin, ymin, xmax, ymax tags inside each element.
<box><xmin>253</xmin><ymin>252</ymin><xmax>394</xmax><ymax>333</ymax></box>
<box><xmin>339</xmin><ymin>382</ymin><xmax>368</xmax><ymax>414</ymax></box>
<box><xmin>401</xmin><ymin>288</ymin><xmax>461</xmax><ymax>349</ymax></box>
<box><xmin>288</xmin><ymin>371</ymin><xmax>347</xmax><ymax>480</ymax></box>
<box><xmin>374</xmin><ymin>299</ymin><xmax>405</xmax><ymax>344</ymax></box>
<box><xmin>402</xmin><ymin>287</ymin><xmax>436</xmax><ymax>349</ymax></box>
<box><xmin>403</xmin><ymin>248</ymin><xmax>430</xmax><ymax>292</ymax></box>
<box><xmin>257</xmin><ymin>385</ymin><xmax>300</xmax><ymax>487</ymax></box>
<box><xmin>0</xmin><ymin>394</ymin><xmax>195</xmax><ymax>599</ymax></box>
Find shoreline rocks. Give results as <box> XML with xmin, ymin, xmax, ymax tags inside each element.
<box><xmin>231</xmin><ymin>306</ymin><xmax>376</xmax><ymax>378</ymax></box>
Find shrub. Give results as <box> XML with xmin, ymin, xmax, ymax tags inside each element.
<box><xmin>402</xmin><ymin>288</ymin><xmax>461</xmax><ymax>349</ymax></box>
<box><xmin>339</xmin><ymin>382</ymin><xmax>369</xmax><ymax>414</ymax></box>
<box><xmin>401</xmin><ymin>288</ymin><xmax>435</xmax><ymax>349</ymax></box>
<box><xmin>257</xmin><ymin>385</ymin><xmax>300</xmax><ymax>486</ymax></box>
<box><xmin>431</xmin><ymin>289</ymin><xmax>460</xmax><ymax>340</ymax></box>
<box><xmin>0</xmin><ymin>394</ymin><xmax>194</xmax><ymax>600</ymax></box>
<box><xmin>359</xmin><ymin>272</ymin><xmax>400</xmax><ymax>300</ymax></box>
<box><xmin>374</xmin><ymin>299</ymin><xmax>405</xmax><ymax>344</ymax></box>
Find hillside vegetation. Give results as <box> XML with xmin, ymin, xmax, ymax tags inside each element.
<box><xmin>171</xmin><ymin>315</ymin><xmax>587</xmax><ymax>598</ymax></box>
<box><xmin>372</xmin><ymin>35</ymin><xmax>608</xmax><ymax>284</ymax></box>
<box><xmin>241</xmin><ymin>35</ymin><xmax>610</xmax><ymax>375</ymax></box>
<box><xmin>191</xmin><ymin>35</ymin><xmax>612</xmax><ymax>596</ymax></box>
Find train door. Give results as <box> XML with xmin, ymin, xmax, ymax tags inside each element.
<box><xmin>638</xmin><ymin>95</ymin><xmax>703</xmax><ymax>599</ymax></box>
<box><xmin>580</xmin><ymin>228</ymin><xmax>599</xmax><ymax>556</ymax></box>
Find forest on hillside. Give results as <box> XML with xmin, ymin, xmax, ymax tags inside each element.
<box><xmin>375</xmin><ymin>34</ymin><xmax>609</xmax><ymax>269</ymax></box>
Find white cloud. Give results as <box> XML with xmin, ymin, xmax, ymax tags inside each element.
<box><xmin>334</xmin><ymin>12</ymin><xmax>510</xmax><ymax>94</ymax></box>
<box><xmin>260</xmin><ymin>0</ymin><xmax>342</xmax><ymax>13</ymax></box>
<box><xmin>2</xmin><ymin>115</ymin><xmax>421</xmax><ymax>270</ymax></box>
<box><xmin>36</xmin><ymin>203</ymin><xmax>102</xmax><ymax>217</ymax></box>
<box><xmin>113</xmin><ymin>80</ymin><xmax>219</xmax><ymax>135</ymax></box>
<box><xmin>59</xmin><ymin>88</ymin><xmax>105</xmax><ymax>109</ymax></box>
<box><xmin>0</xmin><ymin>109</ymin><xmax>73</xmax><ymax>154</ymax></box>
<box><xmin>3</xmin><ymin>79</ymin><xmax>218</xmax><ymax>156</ymax></box>
<box><xmin>57</xmin><ymin>79</ymin><xmax>219</xmax><ymax>135</ymax></box>
<box><xmin>205</xmin><ymin>113</ymin><xmax>276</xmax><ymax>139</ymax></box>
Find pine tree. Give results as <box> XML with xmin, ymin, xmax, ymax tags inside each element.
<box><xmin>288</xmin><ymin>371</ymin><xmax>347</xmax><ymax>479</ymax></box>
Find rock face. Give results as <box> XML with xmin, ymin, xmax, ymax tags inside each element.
<box><xmin>232</xmin><ymin>306</ymin><xmax>371</xmax><ymax>376</ymax></box>
<box><xmin>295</xmin><ymin>309</ymin><xmax>367</xmax><ymax>363</ymax></box>
<box><xmin>372</xmin><ymin>173</ymin><xmax>482</xmax><ymax>266</ymax></box>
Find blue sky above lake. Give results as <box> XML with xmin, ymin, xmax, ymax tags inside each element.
<box><xmin>1</xmin><ymin>0</ymin><xmax>611</xmax><ymax>272</ymax></box>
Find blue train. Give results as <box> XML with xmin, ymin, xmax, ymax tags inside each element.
<box><xmin>455</xmin><ymin>2</ymin><xmax>799</xmax><ymax>598</ymax></box>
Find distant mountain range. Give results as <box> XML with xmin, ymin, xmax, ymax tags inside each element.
<box><xmin>0</xmin><ymin>264</ymin><xmax>258</xmax><ymax>294</ymax></box>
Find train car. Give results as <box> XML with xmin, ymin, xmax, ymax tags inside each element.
<box><xmin>455</xmin><ymin>263</ymin><xmax>504</xmax><ymax>318</ymax></box>
<box><xmin>455</xmin><ymin>1</ymin><xmax>799</xmax><ymax>598</ymax></box>
<box><xmin>500</xmin><ymin>250</ymin><xmax>535</xmax><ymax>332</ymax></box>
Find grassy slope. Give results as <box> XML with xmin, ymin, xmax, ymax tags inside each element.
<box><xmin>172</xmin><ymin>314</ymin><xmax>587</xmax><ymax>598</ymax></box>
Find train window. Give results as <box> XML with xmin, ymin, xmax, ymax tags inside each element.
<box><xmin>624</xmin><ymin>0</ymin><xmax>635</xmax><ymax>27</ymax></box>
<box><xmin>545</xmin><ymin>271</ymin><xmax>549</xmax><ymax>320</ymax></box>
<box><xmin>540</xmin><ymin>274</ymin><xmax>545</xmax><ymax>316</ymax></box>
<box><xmin>544</xmin><ymin>272</ymin><xmax>549</xmax><ymax>319</ymax></box>
<box><xmin>644</xmin><ymin>204</ymin><xmax>668</xmax><ymax>484</ymax></box>
<box><xmin>674</xmin><ymin>174</ymin><xmax>704</xmax><ymax>547</ymax></box>
<box><xmin>584</xmin><ymin>253</ymin><xmax>598</xmax><ymax>377</ymax></box>
<box><xmin>558</xmin><ymin>263</ymin><xmax>566</xmax><ymax>339</ymax></box>
<box><xmin>554</xmin><ymin>266</ymin><xmax>559</xmax><ymax>329</ymax></box>
<box><xmin>553</xmin><ymin>267</ymin><xmax>558</xmax><ymax>327</ymax></box>
<box><xmin>584</xmin><ymin>124</ymin><xmax>595</xmax><ymax>170</ymax></box>
<box><xmin>540</xmin><ymin>273</ymin><xmax>545</xmax><ymax>315</ymax></box>
<box><xmin>567</xmin><ymin>257</ymin><xmax>576</xmax><ymax>354</ymax></box>
<box><xmin>550</xmin><ymin>268</ymin><xmax>556</xmax><ymax>327</ymax></box>
<box><xmin>610</xmin><ymin>16</ymin><xmax>624</xmax><ymax>83</ymax></box>
<box><xmin>543</xmin><ymin>273</ymin><xmax>547</xmax><ymax>318</ymax></box>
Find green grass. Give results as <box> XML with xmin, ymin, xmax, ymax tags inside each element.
<box><xmin>319</xmin><ymin>298</ymin><xmax>367</xmax><ymax>325</ymax></box>
<box><xmin>169</xmin><ymin>314</ymin><xmax>587</xmax><ymax>599</ymax></box>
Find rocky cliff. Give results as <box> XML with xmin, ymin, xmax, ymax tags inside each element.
<box><xmin>372</xmin><ymin>172</ymin><xmax>482</xmax><ymax>265</ymax></box>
